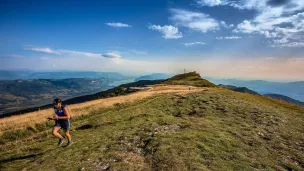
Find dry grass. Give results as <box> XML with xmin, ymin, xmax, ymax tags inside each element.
<box><xmin>1</xmin><ymin>87</ymin><xmax>303</xmax><ymax>170</ymax></box>
<box><xmin>0</xmin><ymin>85</ymin><xmax>205</xmax><ymax>134</ymax></box>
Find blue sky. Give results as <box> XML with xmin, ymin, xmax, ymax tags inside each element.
<box><xmin>0</xmin><ymin>0</ymin><xmax>304</xmax><ymax>80</ymax></box>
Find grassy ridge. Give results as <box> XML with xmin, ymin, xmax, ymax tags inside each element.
<box><xmin>162</xmin><ymin>72</ymin><xmax>217</xmax><ymax>87</ymax></box>
<box><xmin>0</xmin><ymin>88</ymin><xmax>303</xmax><ymax>170</ymax></box>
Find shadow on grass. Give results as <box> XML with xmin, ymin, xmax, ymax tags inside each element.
<box><xmin>76</xmin><ymin>124</ymin><xmax>94</xmax><ymax>130</ymax></box>
<box><xmin>0</xmin><ymin>153</ymin><xmax>43</xmax><ymax>163</ymax></box>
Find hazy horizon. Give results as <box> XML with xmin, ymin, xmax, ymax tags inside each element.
<box><xmin>1</xmin><ymin>0</ymin><xmax>304</xmax><ymax>81</ymax></box>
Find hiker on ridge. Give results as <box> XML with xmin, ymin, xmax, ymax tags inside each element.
<box><xmin>52</xmin><ymin>98</ymin><xmax>73</xmax><ymax>146</ymax></box>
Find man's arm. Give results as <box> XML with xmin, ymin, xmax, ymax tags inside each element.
<box><xmin>57</xmin><ymin>107</ymin><xmax>71</xmax><ymax>120</ymax></box>
<box><xmin>53</xmin><ymin>113</ymin><xmax>58</xmax><ymax>120</ymax></box>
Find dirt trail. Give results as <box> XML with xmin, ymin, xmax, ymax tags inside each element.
<box><xmin>0</xmin><ymin>85</ymin><xmax>207</xmax><ymax>132</ymax></box>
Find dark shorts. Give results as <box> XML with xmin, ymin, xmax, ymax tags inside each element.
<box><xmin>54</xmin><ymin>120</ymin><xmax>70</xmax><ymax>131</ymax></box>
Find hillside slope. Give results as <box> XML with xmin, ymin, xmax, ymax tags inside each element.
<box><xmin>0</xmin><ymin>86</ymin><xmax>303</xmax><ymax>170</ymax></box>
<box><xmin>218</xmin><ymin>84</ymin><xmax>259</xmax><ymax>95</ymax></box>
<box><xmin>264</xmin><ymin>94</ymin><xmax>304</xmax><ymax>107</ymax></box>
<box><xmin>162</xmin><ymin>72</ymin><xmax>216</xmax><ymax>87</ymax></box>
<box><xmin>0</xmin><ymin>78</ymin><xmax>110</xmax><ymax>115</ymax></box>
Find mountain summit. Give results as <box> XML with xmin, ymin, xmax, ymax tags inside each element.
<box><xmin>162</xmin><ymin>72</ymin><xmax>217</xmax><ymax>87</ymax></box>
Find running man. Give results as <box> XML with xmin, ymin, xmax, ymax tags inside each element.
<box><xmin>52</xmin><ymin>98</ymin><xmax>72</xmax><ymax>146</ymax></box>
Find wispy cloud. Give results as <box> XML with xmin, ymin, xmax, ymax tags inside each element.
<box><xmin>280</xmin><ymin>42</ymin><xmax>304</xmax><ymax>48</ymax></box>
<box><xmin>230</xmin><ymin>1</ymin><xmax>304</xmax><ymax>47</ymax></box>
<box><xmin>39</xmin><ymin>57</ymin><xmax>50</xmax><ymax>60</ymax></box>
<box><xmin>196</xmin><ymin>0</ymin><xmax>224</xmax><ymax>7</ymax></box>
<box><xmin>148</xmin><ymin>25</ymin><xmax>183</xmax><ymax>39</ymax></box>
<box><xmin>25</xmin><ymin>47</ymin><xmax>122</xmax><ymax>59</ymax></box>
<box><xmin>129</xmin><ymin>50</ymin><xmax>148</xmax><ymax>55</ymax></box>
<box><xmin>170</xmin><ymin>9</ymin><xmax>220</xmax><ymax>33</ymax></box>
<box><xmin>220</xmin><ymin>21</ymin><xmax>234</xmax><ymax>29</ymax></box>
<box><xmin>288</xmin><ymin>57</ymin><xmax>304</xmax><ymax>63</ymax></box>
<box><xmin>265</xmin><ymin>57</ymin><xmax>275</xmax><ymax>60</ymax></box>
<box><xmin>196</xmin><ymin>0</ymin><xmax>304</xmax><ymax>47</ymax></box>
<box><xmin>58</xmin><ymin>49</ymin><xmax>103</xmax><ymax>58</ymax></box>
<box><xmin>216</xmin><ymin>36</ymin><xmax>242</xmax><ymax>40</ymax></box>
<box><xmin>24</xmin><ymin>47</ymin><xmax>61</xmax><ymax>55</ymax></box>
<box><xmin>106</xmin><ymin>49</ymin><xmax>148</xmax><ymax>56</ymax></box>
<box><xmin>105</xmin><ymin>22</ymin><xmax>132</xmax><ymax>28</ymax></box>
<box><xmin>233</xmin><ymin>20</ymin><xmax>257</xmax><ymax>33</ymax></box>
<box><xmin>102</xmin><ymin>53</ymin><xmax>121</xmax><ymax>58</ymax></box>
<box><xmin>184</xmin><ymin>42</ymin><xmax>206</xmax><ymax>46</ymax></box>
<box><xmin>5</xmin><ymin>54</ymin><xmax>24</xmax><ymax>58</ymax></box>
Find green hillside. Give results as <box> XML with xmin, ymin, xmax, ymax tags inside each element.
<box><xmin>0</xmin><ymin>78</ymin><xmax>110</xmax><ymax>115</ymax></box>
<box><xmin>264</xmin><ymin>94</ymin><xmax>304</xmax><ymax>107</ymax></box>
<box><xmin>0</xmin><ymin>87</ymin><xmax>303</xmax><ymax>170</ymax></box>
<box><xmin>218</xmin><ymin>84</ymin><xmax>259</xmax><ymax>95</ymax></box>
<box><xmin>162</xmin><ymin>72</ymin><xmax>217</xmax><ymax>87</ymax></box>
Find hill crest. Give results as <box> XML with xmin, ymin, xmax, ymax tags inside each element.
<box><xmin>162</xmin><ymin>72</ymin><xmax>217</xmax><ymax>87</ymax></box>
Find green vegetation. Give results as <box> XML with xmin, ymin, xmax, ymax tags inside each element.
<box><xmin>0</xmin><ymin>88</ymin><xmax>303</xmax><ymax>170</ymax></box>
<box><xmin>0</xmin><ymin>122</ymin><xmax>54</xmax><ymax>144</ymax></box>
<box><xmin>218</xmin><ymin>84</ymin><xmax>259</xmax><ymax>95</ymax></box>
<box><xmin>162</xmin><ymin>72</ymin><xmax>217</xmax><ymax>87</ymax></box>
<box><xmin>264</xmin><ymin>94</ymin><xmax>304</xmax><ymax>107</ymax></box>
<box><xmin>0</xmin><ymin>78</ymin><xmax>111</xmax><ymax>114</ymax></box>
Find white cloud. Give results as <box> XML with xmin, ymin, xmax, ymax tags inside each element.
<box><xmin>102</xmin><ymin>53</ymin><xmax>122</xmax><ymax>58</ymax></box>
<box><xmin>280</xmin><ymin>42</ymin><xmax>304</xmax><ymax>47</ymax></box>
<box><xmin>40</xmin><ymin>57</ymin><xmax>49</xmax><ymax>60</ymax></box>
<box><xmin>148</xmin><ymin>25</ymin><xmax>183</xmax><ymax>39</ymax></box>
<box><xmin>170</xmin><ymin>9</ymin><xmax>220</xmax><ymax>33</ymax></box>
<box><xmin>216</xmin><ymin>36</ymin><xmax>242</xmax><ymax>40</ymax></box>
<box><xmin>25</xmin><ymin>47</ymin><xmax>121</xmax><ymax>59</ymax></box>
<box><xmin>6</xmin><ymin>54</ymin><xmax>24</xmax><ymax>58</ymax></box>
<box><xmin>220</xmin><ymin>21</ymin><xmax>234</xmax><ymax>28</ymax></box>
<box><xmin>24</xmin><ymin>47</ymin><xmax>61</xmax><ymax>55</ymax></box>
<box><xmin>196</xmin><ymin>0</ymin><xmax>304</xmax><ymax>47</ymax></box>
<box><xmin>184</xmin><ymin>42</ymin><xmax>206</xmax><ymax>46</ymax></box>
<box><xmin>196</xmin><ymin>0</ymin><xmax>223</xmax><ymax>7</ymax></box>
<box><xmin>273</xmin><ymin>37</ymin><xmax>288</xmax><ymax>44</ymax></box>
<box><xmin>233</xmin><ymin>20</ymin><xmax>257</xmax><ymax>33</ymax></box>
<box><xmin>106</xmin><ymin>49</ymin><xmax>148</xmax><ymax>56</ymax></box>
<box><xmin>4</xmin><ymin>50</ymin><xmax>304</xmax><ymax>80</ymax></box>
<box><xmin>288</xmin><ymin>57</ymin><xmax>304</xmax><ymax>63</ymax></box>
<box><xmin>265</xmin><ymin>57</ymin><xmax>275</xmax><ymax>60</ymax></box>
<box><xmin>129</xmin><ymin>50</ymin><xmax>148</xmax><ymax>55</ymax></box>
<box><xmin>230</xmin><ymin>1</ymin><xmax>304</xmax><ymax>47</ymax></box>
<box><xmin>58</xmin><ymin>50</ymin><xmax>109</xmax><ymax>58</ymax></box>
<box><xmin>105</xmin><ymin>22</ymin><xmax>132</xmax><ymax>28</ymax></box>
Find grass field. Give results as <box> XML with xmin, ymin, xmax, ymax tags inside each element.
<box><xmin>0</xmin><ymin>86</ymin><xmax>303</xmax><ymax>170</ymax></box>
<box><xmin>0</xmin><ymin>85</ymin><xmax>202</xmax><ymax>134</ymax></box>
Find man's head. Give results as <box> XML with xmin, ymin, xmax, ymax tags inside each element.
<box><xmin>53</xmin><ymin>98</ymin><xmax>62</xmax><ymax>109</ymax></box>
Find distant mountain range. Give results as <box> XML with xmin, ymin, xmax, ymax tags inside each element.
<box><xmin>0</xmin><ymin>70</ymin><xmax>131</xmax><ymax>81</ymax></box>
<box><xmin>134</xmin><ymin>73</ymin><xmax>172</xmax><ymax>81</ymax></box>
<box><xmin>4</xmin><ymin>70</ymin><xmax>303</xmax><ymax>102</ymax></box>
<box><xmin>1</xmin><ymin>71</ymin><xmax>303</xmax><ymax>116</ymax></box>
<box><xmin>264</xmin><ymin>94</ymin><xmax>304</xmax><ymax>107</ymax></box>
<box><xmin>219</xmin><ymin>84</ymin><xmax>304</xmax><ymax>107</ymax></box>
<box><xmin>0</xmin><ymin>78</ymin><xmax>113</xmax><ymax>115</ymax></box>
<box><xmin>218</xmin><ymin>84</ymin><xmax>259</xmax><ymax>95</ymax></box>
<box><xmin>0</xmin><ymin>79</ymin><xmax>163</xmax><ymax>118</ymax></box>
<box><xmin>208</xmin><ymin>78</ymin><xmax>304</xmax><ymax>101</ymax></box>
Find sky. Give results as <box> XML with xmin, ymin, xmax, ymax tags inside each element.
<box><xmin>0</xmin><ymin>0</ymin><xmax>304</xmax><ymax>80</ymax></box>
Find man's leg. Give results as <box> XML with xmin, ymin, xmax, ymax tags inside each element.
<box><xmin>64</xmin><ymin>130</ymin><xmax>72</xmax><ymax>142</ymax></box>
<box><xmin>52</xmin><ymin>126</ymin><xmax>63</xmax><ymax>139</ymax></box>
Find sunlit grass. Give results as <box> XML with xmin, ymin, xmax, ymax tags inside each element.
<box><xmin>0</xmin><ymin>87</ymin><xmax>303</xmax><ymax>170</ymax></box>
